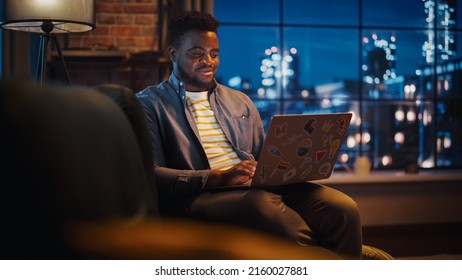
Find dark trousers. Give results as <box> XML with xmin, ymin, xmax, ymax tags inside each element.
<box><xmin>185</xmin><ymin>182</ymin><xmax>363</xmax><ymax>259</ymax></box>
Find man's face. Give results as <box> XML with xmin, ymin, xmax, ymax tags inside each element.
<box><xmin>169</xmin><ymin>30</ymin><xmax>220</xmax><ymax>92</ymax></box>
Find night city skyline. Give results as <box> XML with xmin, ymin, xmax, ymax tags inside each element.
<box><xmin>214</xmin><ymin>0</ymin><xmax>458</xmax><ymax>96</ymax></box>
<box><xmin>213</xmin><ymin>0</ymin><xmax>461</xmax><ymax>169</ymax></box>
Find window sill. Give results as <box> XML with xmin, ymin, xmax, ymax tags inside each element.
<box><xmin>316</xmin><ymin>169</ymin><xmax>462</xmax><ymax>185</ymax></box>
<box><xmin>315</xmin><ymin>169</ymin><xmax>462</xmax><ymax>226</ymax></box>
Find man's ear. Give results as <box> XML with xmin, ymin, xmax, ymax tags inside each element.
<box><xmin>168</xmin><ymin>46</ymin><xmax>176</xmax><ymax>62</ymax></box>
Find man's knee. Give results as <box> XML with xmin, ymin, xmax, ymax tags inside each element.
<box><xmin>241</xmin><ymin>189</ymin><xmax>283</xmax><ymax>214</ymax></box>
<box><xmin>330</xmin><ymin>192</ymin><xmax>361</xmax><ymax>226</ymax></box>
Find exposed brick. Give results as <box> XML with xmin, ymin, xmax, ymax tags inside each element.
<box><xmin>137</xmin><ymin>36</ymin><xmax>157</xmax><ymax>50</ymax></box>
<box><xmin>96</xmin><ymin>3</ymin><xmax>123</xmax><ymax>13</ymax></box>
<box><xmin>139</xmin><ymin>36</ymin><xmax>155</xmax><ymax>49</ymax></box>
<box><xmin>66</xmin><ymin>36</ymin><xmax>84</xmax><ymax>49</ymax></box>
<box><xmin>55</xmin><ymin>0</ymin><xmax>164</xmax><ymax>89</ymax></box>
<box><xmin>91</xmin><ymin>25</ymin><xmax>111</xmax><ymax>36</ymax></box>
<box><xmin>140</xmin><ymin>26</ymin><xmax>155</xmax><ymax>36</ymax></box>
<box><xmin>123</xmin><ymin>3</ymin><xmax>156</xmax><ymax>14</ymax></box>
<box><xmin>116</xmin><ymin>36</ymin><xmax>137</xmax><ymax>48</ymax></box>
<box><xmin>116</xmin><ymin>14</ymin><xmax>135</xmax><ymax>24</ymax></box>
<box><xmin>112</xmin><ymin>26</ymin><xmax>141</xmax><ymax>36</ymax></box>
<box><xmin>135</xmin><ymin>14</ymin><xmax>155</xmax><ymax>25</ymax></box>
<box><xmin>97</xmin><ymin>14</ymin><xmax>116</xmax><ymax>24</ymax></box>
<box><xmin>82</xmin><ymin>36</ymin><xmax>117</xmax><ymax>49</ymax></box>
<box><xmin>70</xmin><ymin>0</ymin><xmax>158</xmax><ymax>51</ymax></box>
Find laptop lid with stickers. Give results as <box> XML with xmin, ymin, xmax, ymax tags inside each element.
<box><xmin>251</xmin><ymin>112</ymin><xmax>352</xmax><ymax>187</ymax></box>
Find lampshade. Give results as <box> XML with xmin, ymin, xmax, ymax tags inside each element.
<box><xmin>1</xmin><ymin>0</ymin><xmax>95</xmax><ymax>33</ymax></box>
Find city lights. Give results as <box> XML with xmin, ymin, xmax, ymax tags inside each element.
<box><xmin>217</xmin><ymin>0</ymin><xmax>460</xmax><ymax>169</ymax></box>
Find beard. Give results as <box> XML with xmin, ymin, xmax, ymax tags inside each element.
<box><xmin>176</xmin><ymin>63</ymin><xmax>215</xmax><ymax>91</ymax></box>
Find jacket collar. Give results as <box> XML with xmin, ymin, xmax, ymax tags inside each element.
<box><xmin>168</xmin><ymin>73</ymin><xmax>218</xmax><ymax>96</ymax></box>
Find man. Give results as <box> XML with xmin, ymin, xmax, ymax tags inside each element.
<box><xmin>136</xmin><ymin>10</ymin><xmax>362</xmax><ymax>259</ymax></box>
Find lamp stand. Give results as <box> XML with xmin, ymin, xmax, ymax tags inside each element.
<box><xmin>36</xmin><ymin>32</ymin><xmax>71</xmax><ymax>85</ymax></box>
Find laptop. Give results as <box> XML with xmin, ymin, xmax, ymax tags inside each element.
<box><xmin>250</xmin><ymin>112</ymin><xmax>352</xmax><ymax>187</ymax></box>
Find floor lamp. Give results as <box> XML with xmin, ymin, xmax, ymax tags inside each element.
<box><xmin>0</xmin><ymin>0</ymin><xmax>95</xmax><ymax>85</ymax></box>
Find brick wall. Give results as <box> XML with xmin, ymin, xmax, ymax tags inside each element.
<box><xmin>67</xmin><ymin>0</ymin><xmax>159</xmax><ymax>53</ymax></box>
<box><xmin>51</xmin><ymin>0</ymin><xmax>168</xmax><ymax>91</ymax></box>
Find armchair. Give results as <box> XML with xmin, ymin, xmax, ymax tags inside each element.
<box><xmin>0</xmin><ymin>80</ymin><xmax>340</xmax><ymax>260</ymax></box>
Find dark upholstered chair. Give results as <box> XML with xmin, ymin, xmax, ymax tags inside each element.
<box><xmin>92</xmin><ymin>84</ymin><xmax>177</xmax><ymax>216</ymax></box>
<box><xmin>1</xmin><ymin>81</ymin><xmax>154</xmax><ymax>258</ymax></box>
<box><xmin>0</xmin><ymin>80</ymin><xmax>341</xmax><ymax>260</ymax></box>
<box><xmin>92</xmin><ymin>84</ymin><xmax>160</xmax><ymax>216</ymax></box>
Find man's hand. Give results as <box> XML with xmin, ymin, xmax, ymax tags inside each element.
<box><xmin>205</xmin><ymin>160</ymin><xmax>257</xmax><ymax>188</ymax></box>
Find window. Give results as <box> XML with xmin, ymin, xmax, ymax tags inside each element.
<box><xmin>214</xmin><ymin>0</ymin><xmax>462</xmax><ymax>170</ymax></box>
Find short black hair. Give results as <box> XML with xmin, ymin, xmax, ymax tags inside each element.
<box><xmin>168</xmin><ymin>10</ymin><xmax>220</xmax><ymax>48</ymax></box>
